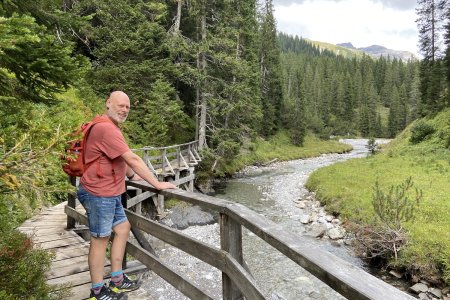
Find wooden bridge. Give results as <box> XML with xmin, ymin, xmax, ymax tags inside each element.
<box><xmin>18</xmin><ymin>141</ymin><xmax>416</xmax><ymax>300</ymax></box>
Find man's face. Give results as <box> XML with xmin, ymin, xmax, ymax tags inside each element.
<box><xmin>107</xmin><ymin>93</ymin><xmax>130</xmax><ymax>124</ymax></box>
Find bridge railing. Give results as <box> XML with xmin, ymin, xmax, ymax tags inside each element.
<box><xmin>65</xmin><ymin>181</ymin><xmax>414</xmax><ymax>300</ymax></box>
<box><xmin>132</xmin><ymin>140</ymin><xmax>201</xmax><ymax>177</ymax></box>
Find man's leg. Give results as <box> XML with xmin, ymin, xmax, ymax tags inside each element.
<box><xmin>110</xmin><ymin>221</ymin><xmax>130</xmax><ymax>272</ymax></box>
<box><xmin>88</xmin><ymin>236</ymin><xmax>109</xmax><ymax>284</ymax></box>
<box><xmin>109</xmin><ymin>220</ymin><xmax>141</xmax><ymax>292</ymax></box>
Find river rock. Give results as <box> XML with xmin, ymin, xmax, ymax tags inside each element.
<box><xmin>331</xmin><ymin>218</ymin><xmax>341</xmax><ymax>225</ymax></box>
<box><xmin>410</xmin><ymin>283</ymin><xmax>429</xmax><ymax>294</ymax></box>
<box><xmin>169</xmin><ymin>205</ymin><xmax>216</xmax><ymax>229</ymax></box>
<box><xmin>309</xmin><ymin>212</ymin><xmax>319</xmax><ymax>222</ymax></box>
<box><xmin>327</xmin><ymin>227</ymin><xmax>345</xmax><ymax>240</ymax></box>
<box><xmin>419</xmin><ymin>292</ymin><xmax>430</xmax><ymax>300</ymax></box>
<box><xmin>389</xmin><ymin>270</ymin><xmax>403</xmax><ymax>279</ymax></box>
<box><xmin>429</xmin><ymin>288</ymin><xmax>442</xmax><ymax>298</ymax></box>
<box><xmin>295</xmin><ymin>200</ymin><xmax>307</xmax><ymax>208</ymax></box>
<box><xmin>300</xmin><ymin>214</ymin><xmax>310</xmax><ymax>224</ymax></box>
<box><xmin>325</xmin><ymin>215</ymin><xmax>334</xmax><ymax>222</ymax></box>
<box><xmin>305</xmin><ymin>223</ymin><xmax>327</xmax><ymax>237</ymax></box>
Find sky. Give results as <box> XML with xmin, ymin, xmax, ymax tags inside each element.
<box><xmin>273</xmin><ymin>0</ymin><xmax>419</xmax><ymax>56</ymax></box>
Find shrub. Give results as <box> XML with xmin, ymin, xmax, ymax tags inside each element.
<box><xmin>366</xmin><ymin>138</ymin><xmax>379</xmax><ymax>155</ymax></box>
<box><xmin>410</xmin><ymin>120</ymin><xmax>435</xmax><ymax>144</ymax></box>
<box><xmin>372</xmin><ymin>177</ymin><xmax>422</xmax><ymax>231</ymax></box>
<box><xmin>353</xmin><ymin>177</ymin><xmax>422</xmax><ymax>262</ymax></box>
<box><xmin>0</xmin><ymin>229</ymin><xmax>64</xmax><ymax>299</ymax></box>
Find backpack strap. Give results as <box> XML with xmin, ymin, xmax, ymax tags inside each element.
<box><xmin>82</xmin><ymin>116</ymin><xmax>118</xmax><ymax>182</ymax></box>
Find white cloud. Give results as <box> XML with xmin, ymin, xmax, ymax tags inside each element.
<box><xmin>274</xmin><ymin>0</ymin><xmax>419</xmax><ymax>55</ymax></box>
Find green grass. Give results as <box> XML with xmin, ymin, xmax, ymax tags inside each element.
<box><xmin>306</xmin><ymin>109</ymin><xmax>450</xmax><ymax>284</ymax></box>
<box><xmin>218</xmin><ymin>131</ymin><xmax>352</xmax><ymax>176</ymax></box>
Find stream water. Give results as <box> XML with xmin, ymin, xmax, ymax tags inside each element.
<box><xmin>140</xmin><ymin>139</ymin><xmax>411</xmax><ymax>300</ymax></box>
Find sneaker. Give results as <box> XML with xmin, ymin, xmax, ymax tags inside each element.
<box><xmin>89</xmin><ymin>285</ymin><xmax>127</xmax><ymax>300</ymax></box>
<box><xmin>109</xmin><ymin>273</ymin><xmax>141</xmax><ymax>293</ymax></box>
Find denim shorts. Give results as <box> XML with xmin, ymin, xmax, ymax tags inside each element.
<box><xmin>77</xmin><ymin>185</ymin><xmax>128</xmax><ymax>238</ymax></box>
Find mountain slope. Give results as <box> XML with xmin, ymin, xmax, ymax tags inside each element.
<box><xmin>337</xmin><ymin>42</ymin><xmax>417</xmax><ymax>61</ymax></box>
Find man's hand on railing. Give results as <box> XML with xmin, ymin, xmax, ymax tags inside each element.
<box><xmin>155</xmin><ymin>181</ymin><xmax>177</xmax><ymax>190</ymax></box>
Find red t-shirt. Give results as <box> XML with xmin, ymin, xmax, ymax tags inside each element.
<box><xmin>80</xmin><ymin>116</ymin><xmax>130</xmax><ymax>196</ymax></box>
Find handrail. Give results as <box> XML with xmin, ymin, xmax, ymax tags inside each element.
<box><xmin>132</xmin><ymin>140</ymin><xmax>199</xmax><ymax>151</ymax></box>
<box><xmin>131</xmin><ymin>140</ymin><xmax>200</xmax><ymax>177</ymax></box>
<box><xmin>123</xmin><ymin>181</ymin><xmax>415</xmax><ymax>300</ymax></box>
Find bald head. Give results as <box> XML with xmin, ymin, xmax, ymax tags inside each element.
<box><xmin>106</xmin><ymin>91</ymin><xmax>130</xmax><ymax>124</ymax></box>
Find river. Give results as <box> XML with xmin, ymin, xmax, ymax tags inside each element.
<box><xmin>139</xmin><ymin>139</ymin><xmax>409</xmax><ymax>300</ymax></box>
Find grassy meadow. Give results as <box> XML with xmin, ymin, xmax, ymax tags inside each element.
<box><xmin>306</xmin><ymin>109</ymin><xmax>450</xmax><ymax>285</ymax></box>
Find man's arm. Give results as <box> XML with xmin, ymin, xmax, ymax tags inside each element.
<box><xmin>121</xmin><ymin>151</ymin><xmax>176</xmax><ymax>190</ymax></box>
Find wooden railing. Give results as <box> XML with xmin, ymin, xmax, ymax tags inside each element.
<box><xmin>132</xmin><ymin>140</ymin><xmax>201</xmax><ymax>177</ymax></box>
<box><xmin>65</xmin><ymin>180</ymin><xmax>415</xmax><ymax>300</ymax></box>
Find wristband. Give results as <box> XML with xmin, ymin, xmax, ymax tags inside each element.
<box><xmin>127</xmin><ymin>173</ymin><xmax>135</xmax><ymax>180</ymax></box>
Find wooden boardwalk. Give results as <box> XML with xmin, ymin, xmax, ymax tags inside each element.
<box><xmin>17</xmin><ymin>201</ymin><xmax>148</xmax><ymax>300</ymax></box>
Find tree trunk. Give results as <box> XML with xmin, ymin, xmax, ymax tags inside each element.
<box><xmin>173</xmin><ymin>0</ymin><xmax>182</xmax><ymax>35</ymax></box>
<box><xmin>198</xmin><ymin>1</ymin><xmax>207</xmax><ymax>150</ymax></box>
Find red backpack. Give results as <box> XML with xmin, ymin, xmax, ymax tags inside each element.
<box><xmin>62</xmin><ymin>116</ymin><xmax>112</xmax><ymax>177</ymax></box>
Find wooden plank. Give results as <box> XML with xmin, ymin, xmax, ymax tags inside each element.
<box><xmin>65</xmin><ymin>282</ymin><xmax>91</xmax><ymax>300</ymax></box>
<box><xmin>19</xmin><ymin>227</ymin><xmax>67</xmax><ymax>235</ymax></box>
<box><xmin>52</xmin><ymin>243</ymin><xmax>90</xmax><ymax>261</ymax></box>
<box><xmin>50</xmin><ymin>255</ymin><xmax>91</xmax><ymax>270</ymax></box>
<box><xmin>25</xmin><ymin>220</ymin><xmax>67</xmax><ymax>226</ymax></box>
<box><xmin>46</xmin><ymin>259</ymin><xmax>91</xmax><ymax>279</ymax></box>
<box><xmin>38</xmin><ymin>237</ymin><xmax>85</xmax><ymax>250</ymax></box>
<box><xmin>29</xmin><ymin>231</ymin><xmax>77</xmax><ymax>243</ymax></box>
<box><xmin>48</xmin><ymin>260</ymin><xmax>145</xmax><ymax>287</ymax></box>
<box><xmin>126</xmin><ymin>191</ymin><xmax>155</xmax><ymax>208</ymax></box>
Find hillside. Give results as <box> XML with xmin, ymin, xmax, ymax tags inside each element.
<box><xmin>299</xmin><ymin>37</ymin><xmax>417</xmax><ymax>61</ymax></box>
<box><xmin>337</xmin><ymin>42</ymin><xmax>418</xmax><ymax>61</ymax></box>
<box><xmin>306</xmin><ymin>109</ymin><xmax>450</xmax><ymax>285</ymax></box>
<box><xmin>303</xmin><ymin>38</ymin><xmax>365</xmax><ymax>59</ymax></box>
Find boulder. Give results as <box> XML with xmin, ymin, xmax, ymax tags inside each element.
<box><xmin>409</xmin><ymin>283</ymin><xmax>429</xmax><ymax>294</ymax></box>
<box><xmin>327</xmin><ymin>227</ymin><xmax>345</xmax><ymax>240</ymax></box>
<box><xmin>169</xmin><ymin>205</ymin><xmax>216</xmax><ymax>229</ymax></box>
<box><xmin>305</xmin><ymin>223</ymin><xmax>327</xmax><ymax>238</ymax></box>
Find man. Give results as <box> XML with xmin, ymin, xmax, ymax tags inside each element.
<box><xmin>77</xmin><ymin>91</ymin><xmax>176</xmax><ymax>300</ymax></box>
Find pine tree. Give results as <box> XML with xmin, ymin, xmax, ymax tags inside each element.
<box><xmin>416</xmin><ymin>0</ymin><xmax>448</xmax><ymax>115</ymax></box>
<box><xmin>259</xmin><ymin>0</ymin><xmax>283</xmax><ymax>136</ymax></box>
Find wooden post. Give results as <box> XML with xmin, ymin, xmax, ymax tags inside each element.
<box><xmin>121</xmin><ymin>191</ymin><xmax>128</xmax><ymax>270</ymax></box>
<box><xmin>157</xmin><ymin>194</ymin><xmax>165</xmax><ymax>218</ymax></box>
<box><xmin>135</xmin><ymin>188</ymin><xmax>142</xmax><ymax>215</ymax></box>
<box><xmin>161</xmin><ymin>149</ymin><xmax>167</xmax><ymax>176</ymax></box>
<box><xmin>177</xmin><ymin>146</ymin><xmax>181</xmax><ymax>170</ymax></box>
<box><xmin>189</xmin><ymin>167</ymin><xmax>194</xmax><ymax>192</ymax></box>
<box><xmin>220</xmin><ymin>213</ymin><xmax>244</xmax><ymax>300</ymax></box>
<box><xmin>67</xmin><ymin>176</ymin><xmax>77</xmax><ymax>229</ymax></box>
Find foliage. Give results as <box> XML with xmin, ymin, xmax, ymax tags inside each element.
<box><xmin>409</xmin><ymin>120</ymin><xmax>436</xmax><ymax>144</ymax></box>
<box><xmin>372</xmin><ymin>177</ymin><xmax>422</xmax><ymax>231</ymax></box>
<box><xmin>0</xmin><ymin>229</ymin><xmax>67</xmax><ymax>299</ymax></box>
<box><xmin>0</xmin><ymin>14</ymin><xmax>88</xmax><ymax>104</ymax></box>
<box><xmin>366</xmin><ymin>138</ymin><xmax>379</xmax><ymax>155</ymax></box>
